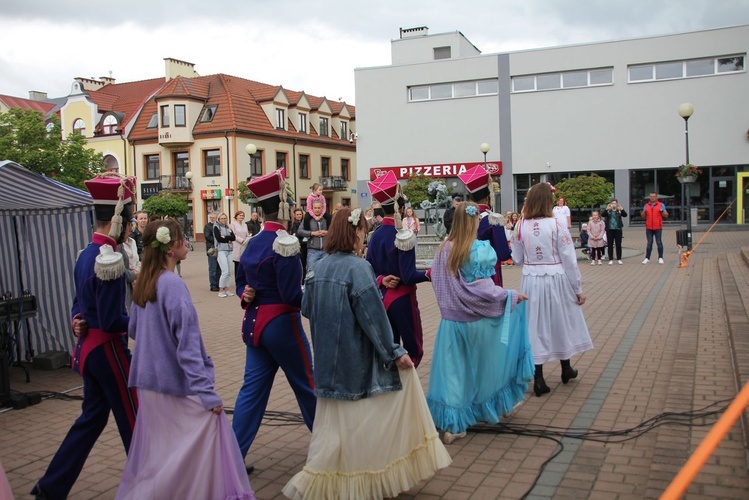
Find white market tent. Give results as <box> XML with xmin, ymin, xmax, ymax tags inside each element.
<box><xmin>0</xmin><ymin>160</ymin><xmax>94</xmax><ymax>361</ymax></box>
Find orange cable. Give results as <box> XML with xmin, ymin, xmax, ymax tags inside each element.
<box><xmin>660</xmin><ymin>382</ymin><xmax>749</xmax><ymax>499</ymax></box>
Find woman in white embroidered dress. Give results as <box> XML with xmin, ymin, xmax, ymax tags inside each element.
<box><xmin>511</xmin><ymin>183</ymin><xmax>593</xmax><ymax>397</ymax></box>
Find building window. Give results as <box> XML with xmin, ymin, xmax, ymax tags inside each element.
<box><xmin>102</xmin><ymin>115</ymin><xmax>118</xmax><ymax>135</ymax></box>
<box><xmin>200</xmin><ymin>105</ymin><xmax>218</xmax><ymax>122</ymax></box>
<box><xmin>160</xmin><ymin>105</ymin><xmax>170</xmax><ymax>127</ymax></box>
<box><xmin>321</xmin><ymin>157</ymin><xmax>330</xmax><ymax>177</ymax></box>
<box><xmin>174</xmin><ymin>152</ymin><xmax>189</xmax><ymax>188</ymax></box>
<box><xmin>299</xmin><ymin>113</ymin><xmax>308</xmax><ymax>133</ymax></box>
<box><xmin>250</xmin><ymin>149</ymin><xmax>263</xmax><ymax>177</ymax></box>
<box><xmin>276</xmin><ymin>151</ymin><xmax>287</xmax><ymax>171</ymax></box>
<box><xmin>175</xmin><ymin>105</ymin><xmax>186</xmax><ymax>127</ymax></box>
<box><xmin>628</xmin><ymin>54</ymin><xmax>745</xmax><ymax>83</ymax></box>
<box><xmin>276</xmin><ymin>108</ymin><xmax>285</xmax><ymax>130</ymax></box>
<box><xmin>341</xmin><ymin>159</ymin><xmax>349</xmax><ymax>181</ymax></box>
<box><xmin>72</xmin><ymin>118</ymin><xmax>86</xmax><ymax>136</ymax></box>
<box><xmin>319</xmin><ymin>117</ymin><xmax>329</xmax><ymax>137</ymax></box>
<box><xmin>409</xmin><ymin>78</ymin><xmax>500</xmax><ymax>101</ymax></box>
<box><xmin>146</xmin><ymin>113</ymin><xmax>158</xmax><ymax>128</ymax></box>
<box><xmin>145</xmin><ymin>154</ymin><xmax>160</xmax><ymax>180</ymax></box>
<box><xmin>204</xmin><ymin>149</ymin><xmax>220</xmax><ymax>177</ymax></box>
<box><xmin>512</xmin><ymin>68</ymin><xmax>614</xmax><ymax>93</ymax></box>
<box><xmin>299</xmin><ymin>154</ymin><xmax>310</xmax><ymax>179</ymax></box>
<box><xmin>434</xmin><ymin>46</ymin><xmax>451</xmax><ymax>60</ymax></box>
<box><xmin>340</xmin><ymin>121</ymin><xmax>347</xmax><ymax>141</ymax></box>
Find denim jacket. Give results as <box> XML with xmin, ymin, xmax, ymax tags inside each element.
<box><xmin>302</xmin><ymin>252</ymin><xmax>408</xmax><ymax>401</ymax></box>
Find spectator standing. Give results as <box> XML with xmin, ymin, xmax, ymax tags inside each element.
<box><xmin>297</xmin><ymin>199</ymin><xmax>331</xmax><ymax>270</ymax></box>
<box><xmin>510</xmin><ymin>182</ymin><xmax>593</xmax><ymax>397</ymax></box>
<box><xmin>587</xmin><ymin>211</ymin><xmax>607</xmax><ymax>265</ymax></box>
<box><xmin>204</xmin><ymin>213</ymin><xmax>220</xmax><ymax>292</ymax></box>
<box><xmin>402</xmin><ymin>206</ymin><xmax>420</xmax><ymax>234</ymax></box>
<box><xmin>552</xmin><ymin>196</ymin><xmax>572</xmax><ymax>230</ymax></box>
<box><xmin>116</xmin><ymin>219</ymin><xmax>255</xmax><ymax>500</ymax></box>
<box><xmin>213</xmin><ymin>213</ymin><xmax>235</xmax><ymax>297</ymax></box>
<box><xmin>131</xmin><ymin>210</ymin><xmax>149</xmax><ymax>257</ymax></box>
<box><xmin>580</xmin><ymin>223</ymin><xmax>590</xmax><ymax>259</ymax></box>
<box><xmin>442</xmin><ymin>195</ymin><xmax>461</xmax><ymax>234</ymax></box>
<box><xmin>231</xmin><ymin>211</ymin><xmax>249</xmax><ymax>276</ymax></box>
<box><xmin>603</xmin><ymin>199</ymin><xmax>628</xmax><ymax>265</ymax></box>
<box><xmin>246</xmin><ymin>211</ymin><xmax>261</xmax><ymax>237</ymax></box>
<box><xmin>641</xmin><ymin>192</ymin><xmax>669</xmax><ymax>264</ymax></box>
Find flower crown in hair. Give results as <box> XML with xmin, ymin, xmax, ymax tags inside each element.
<box><xmin>465</xmin><ymin>205</ymin><xmax>478</xmax><ymax>217</ymax></box>
<box><xmin>151</xmin><ymin>226</ymin><xmax>171</xmax><ymax>252</ymax></box>
<box><xmin>348</xmin><ymin>208</ymin><xmax>362</xmax><ymax>226</ymax></box>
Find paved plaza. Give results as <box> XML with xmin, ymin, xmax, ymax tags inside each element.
<box><xmin>2</xmin><ymin>226</ymin><xmax>748</xmax><ymax>499</ymax></box>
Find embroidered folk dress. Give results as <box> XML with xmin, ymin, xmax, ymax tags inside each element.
<box><xmin>511</xmin><ymin>218</ymin><xmax>593</xmax><ymax>364</ymax></box>
<box><xmin>427</xmin><ymin>240</ymin><xmax>534</xmax><ymax>434</ymax></box>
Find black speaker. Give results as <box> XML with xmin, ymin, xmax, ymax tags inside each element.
<box><xmin>0</xmin><ymin>352</ymin><xmax>10</xmax><ymax>407</ymax></box>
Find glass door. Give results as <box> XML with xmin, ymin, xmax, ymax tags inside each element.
<box><xmin>711</xmin><ymin>178</ymin><xmax>734</xmax><ymax>223</ymax></box>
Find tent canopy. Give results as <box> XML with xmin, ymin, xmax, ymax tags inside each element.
<box><xmin>0</xmin><ymin>160</ymin><xmax>94</xmax><ymax>360</ymax></box>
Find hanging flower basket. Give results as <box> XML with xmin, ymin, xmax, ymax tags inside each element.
<box><xmin>675</xmin><ymin>163</ymin><xmax>701</xmax><ymax>182</ymax></box>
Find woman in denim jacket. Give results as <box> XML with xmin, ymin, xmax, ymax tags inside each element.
<box><xmin>284</xmin><ymin>208</ymin><xmax>451</xmax><ymax>500</ymax></box>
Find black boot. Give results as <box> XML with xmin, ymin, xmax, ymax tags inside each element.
<box><xmin>561</xmin><ymin>359</ymin><xmax>578</xmax><ymax>384</ymax></box>
<box><xmin>534</xmin><ymin>364</ymin><xmax>550</xmax><ymax>397</ymax></box>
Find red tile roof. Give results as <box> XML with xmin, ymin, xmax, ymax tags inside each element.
<box><xmin>0</xmin><ymin>94</ymin><xmax>56</xmax><ymax>114</ymax></box>
<box><xmin>128</xmin><ymin>74</ymin><xmax>355</xmax><ymax>145</ymax></box>
<box><xmin>87</xmin><ymin>77</ymin><xmax>166</xmax><ymax>130</ymax></box>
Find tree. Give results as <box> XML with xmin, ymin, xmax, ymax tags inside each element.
<box><xmin>403</xmin><ymin>174</ymin><xmax>447</xmax><ymax>206</ymax></box>
<box><xmin>554</xmin><ymin>174</ymin><xmax>613</xmax><ymax>210</ymax></box>
<box><xmin>142</xmin><ymin>192</ymin><xmax>190</xmax><ymax>219</ymax></box>
<box><xmin>0</xmin><ymin>108</ymin><xmax>103</xmax><ymax>190</ymax></box>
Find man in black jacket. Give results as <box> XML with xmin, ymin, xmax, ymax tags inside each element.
<box><xmin>204</xmin><ymin>213</ymin><xmax>220</xmax><ymax>291</ymax></box>
<box><xmin>246</xmin><ymin>211</ymin><xmax>262</xmax><ymax>237</ymax></box>
<box><xmin>442</xmin><ymin>195</ymin><xmax>461</xmax><ymax>234</ymax></box>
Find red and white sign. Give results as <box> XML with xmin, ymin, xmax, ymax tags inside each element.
<box><xmin>369</xmin><ymin>161</ymin><xmax>502</xmax><ymax>180</ymax></box>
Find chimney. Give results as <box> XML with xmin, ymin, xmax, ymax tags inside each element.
<box><xmin>100</xmin><ymin>75</ymin><xmax>116</xmax><ymax>85</ymax></box>
<box><xmin>28</xmin><ymin>91</ymin><xmax>48</xmax><ymax>101</ymax></box>
<box><xmin>74</xmin><ymin>77</ymin><xmax>106</xmax><ymax>91</ymax></box>
<box><xmin>164</xmin><ymin>57</ymin><xmax>200</xmax><ymax>81</ymax></box>
<box><xmin>399</xmin><ymin>26</ymin><xmax>429</xmax><ymax>39</ymax></box>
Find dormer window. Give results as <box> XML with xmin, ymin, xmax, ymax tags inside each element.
<box><xmin>299</xmin><ymin>113</ymin><xmax>308</xmax><ymax>133</ymax></box>
<box><xmin>319</xmin><ymin>117</ymin><xmax>329</xmax><ymax>137</ymax></box>
<box><xmin>340</xmin><ymin>121</ymin><xmax>347</xmax><ymax>141</ymax></box>
<box><xmin>72</xmin><ymin>118</ymin><xmax>86</xmax><ymax>136</ymax></box>
<box><xmin>103</xmin><ymin>115</ymin><xmax>118</xmax><ymax>135</ymax></box>
<box><xmin>276</xmin><ymin>108</ymin><xmax>285</xmax><ymax>130</ymax></box>
<box><xmin>200</xmin><ymin>105</ymin><xmax>218</xmax><ymax>122</ymax></box>
<box><xmin>147</xmin><ymin>113</ymin><xmax>158</xmax><ymax>128</ymax></box>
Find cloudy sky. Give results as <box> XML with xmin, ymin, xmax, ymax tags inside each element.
<box><xmin>1</xmin><ymin>0</ymin><xmax>748</xmax><ymax>104</ymax></box>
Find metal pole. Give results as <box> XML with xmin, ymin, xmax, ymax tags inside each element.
<box><xmin>684</xmin><ymin>117</ymin><xmax>692</xmax><ymax>250</ymax></box>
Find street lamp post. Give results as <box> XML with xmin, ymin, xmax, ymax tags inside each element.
<box><xmin>245</xmin><ymin>143</ymin><xmax>257</xmax><ymax>212</ymax></box>
<box><xmin>678</xmin><ymin>103</ymin><xmax>694</xmax><ymax>251</ymax></box>
<box><xmin>480</xmin><ymin>142</ymin><xmax>490</xmax><ymax>170</ymax></box>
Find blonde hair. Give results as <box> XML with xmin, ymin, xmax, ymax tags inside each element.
<box><xmin>439</xmin><ymin>202</ymin><xmax>479</xmax><ymax>276</ymax></box>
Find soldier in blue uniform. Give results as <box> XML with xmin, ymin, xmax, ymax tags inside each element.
<box><xmin>459</xmin><ymin>165</ymin><xmax>511</xmax><ymax>286</ymax></box>
<box><xmin>32</xmin><ymin>174</ymin><xmax>139</xmax><ymax>500</ymax></box>
<box><xmin>232</xmin><ymin>169</ymin><xmax>316</xmax><ymax>468</ymax></box>
<box><xmin>366</xmin><ymin>171</ymin><xmax>431</xmax><ymax>367</ymax></box>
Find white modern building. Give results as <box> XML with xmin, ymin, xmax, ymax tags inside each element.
<box><xmin>355</xmin><ymin>25</ymin><xmax>749</xmax><ymax>225</ymax></box>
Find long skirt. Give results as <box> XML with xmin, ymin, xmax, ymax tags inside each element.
<box><xmin>116</xmin><ymin>389</ymin><xmax>255</xmax><ymax>500</ymax></box>
<box><xmin>427</xmin><ymin>313</ymin><xmax>534</xmax><ymax>434</ymax></box>
<box><xmin>282</xmin><ymin>368</ymin><xmax>452</xmax><ymax>500</ymax></box>
<box><xmin>521</xmin><ymin>273</ymin><xmax>593</xmax><ymax>364</ymax></box>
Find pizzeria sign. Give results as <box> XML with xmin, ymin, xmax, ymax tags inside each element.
<box><xmin>370</xmin><ymin>161</ymin><xmax>502</xmax><ymax>180</ymax></box>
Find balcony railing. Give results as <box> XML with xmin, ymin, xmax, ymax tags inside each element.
<box><xmin>320</xmin><ymin>176</ymin><xmax>348</xmax><ymax>191</ymax></box>
<box><xmin>160</xmin><ymin>175</ymin><xmax>192</xmax><ymax>191</ymax></box>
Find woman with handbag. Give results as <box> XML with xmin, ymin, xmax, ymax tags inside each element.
<box><xmin>511</xmin><ymin>183</ymin><xmax>593</xmax><ymax>397</ymax></box>
<box><xmin>427</xmin><ymin>202</ymin><xmax>533</xmax><ymax>445</ymax></box>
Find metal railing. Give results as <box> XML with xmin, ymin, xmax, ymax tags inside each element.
<box><xmin>159</xmin><ymin>175</ymin><xmax>191</xmax><ymax>191</ymax></box>
<box><xmin>319</xmin><ymin>176</ymin><xmax>348</xmax><ymax>190</ymax></box>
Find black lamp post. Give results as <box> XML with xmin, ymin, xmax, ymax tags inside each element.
<box><xmin>678</xmin><ymin>103</ymin><xmax>694</xmax><ymax>250</ymax></box>
<box><xmin>245</xmin><ymin>143</ymin><xmax>257</xmax><ymax>212</ymax></box>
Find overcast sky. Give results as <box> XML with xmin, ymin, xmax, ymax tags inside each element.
<box><xmin>1</xmin><ymin>0</ymin><xmax>748</xmax><ymax>104</ymax></box>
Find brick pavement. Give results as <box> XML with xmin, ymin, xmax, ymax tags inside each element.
<box><xmin>1</xmin><ymin>226</ymin><xmax>748</xmax><ymax>499</ymax></box>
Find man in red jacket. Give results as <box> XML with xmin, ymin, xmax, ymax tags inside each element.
<box><xmin>641</xmin><ymin>192</ymin><xmax>669</xmax><ymax>264</ymax></box>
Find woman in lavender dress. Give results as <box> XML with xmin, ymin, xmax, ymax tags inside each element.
<box><xmin>117</xmin><ymin>219</ymin><xmax>254</xmax><ymax>500</ymax></box>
